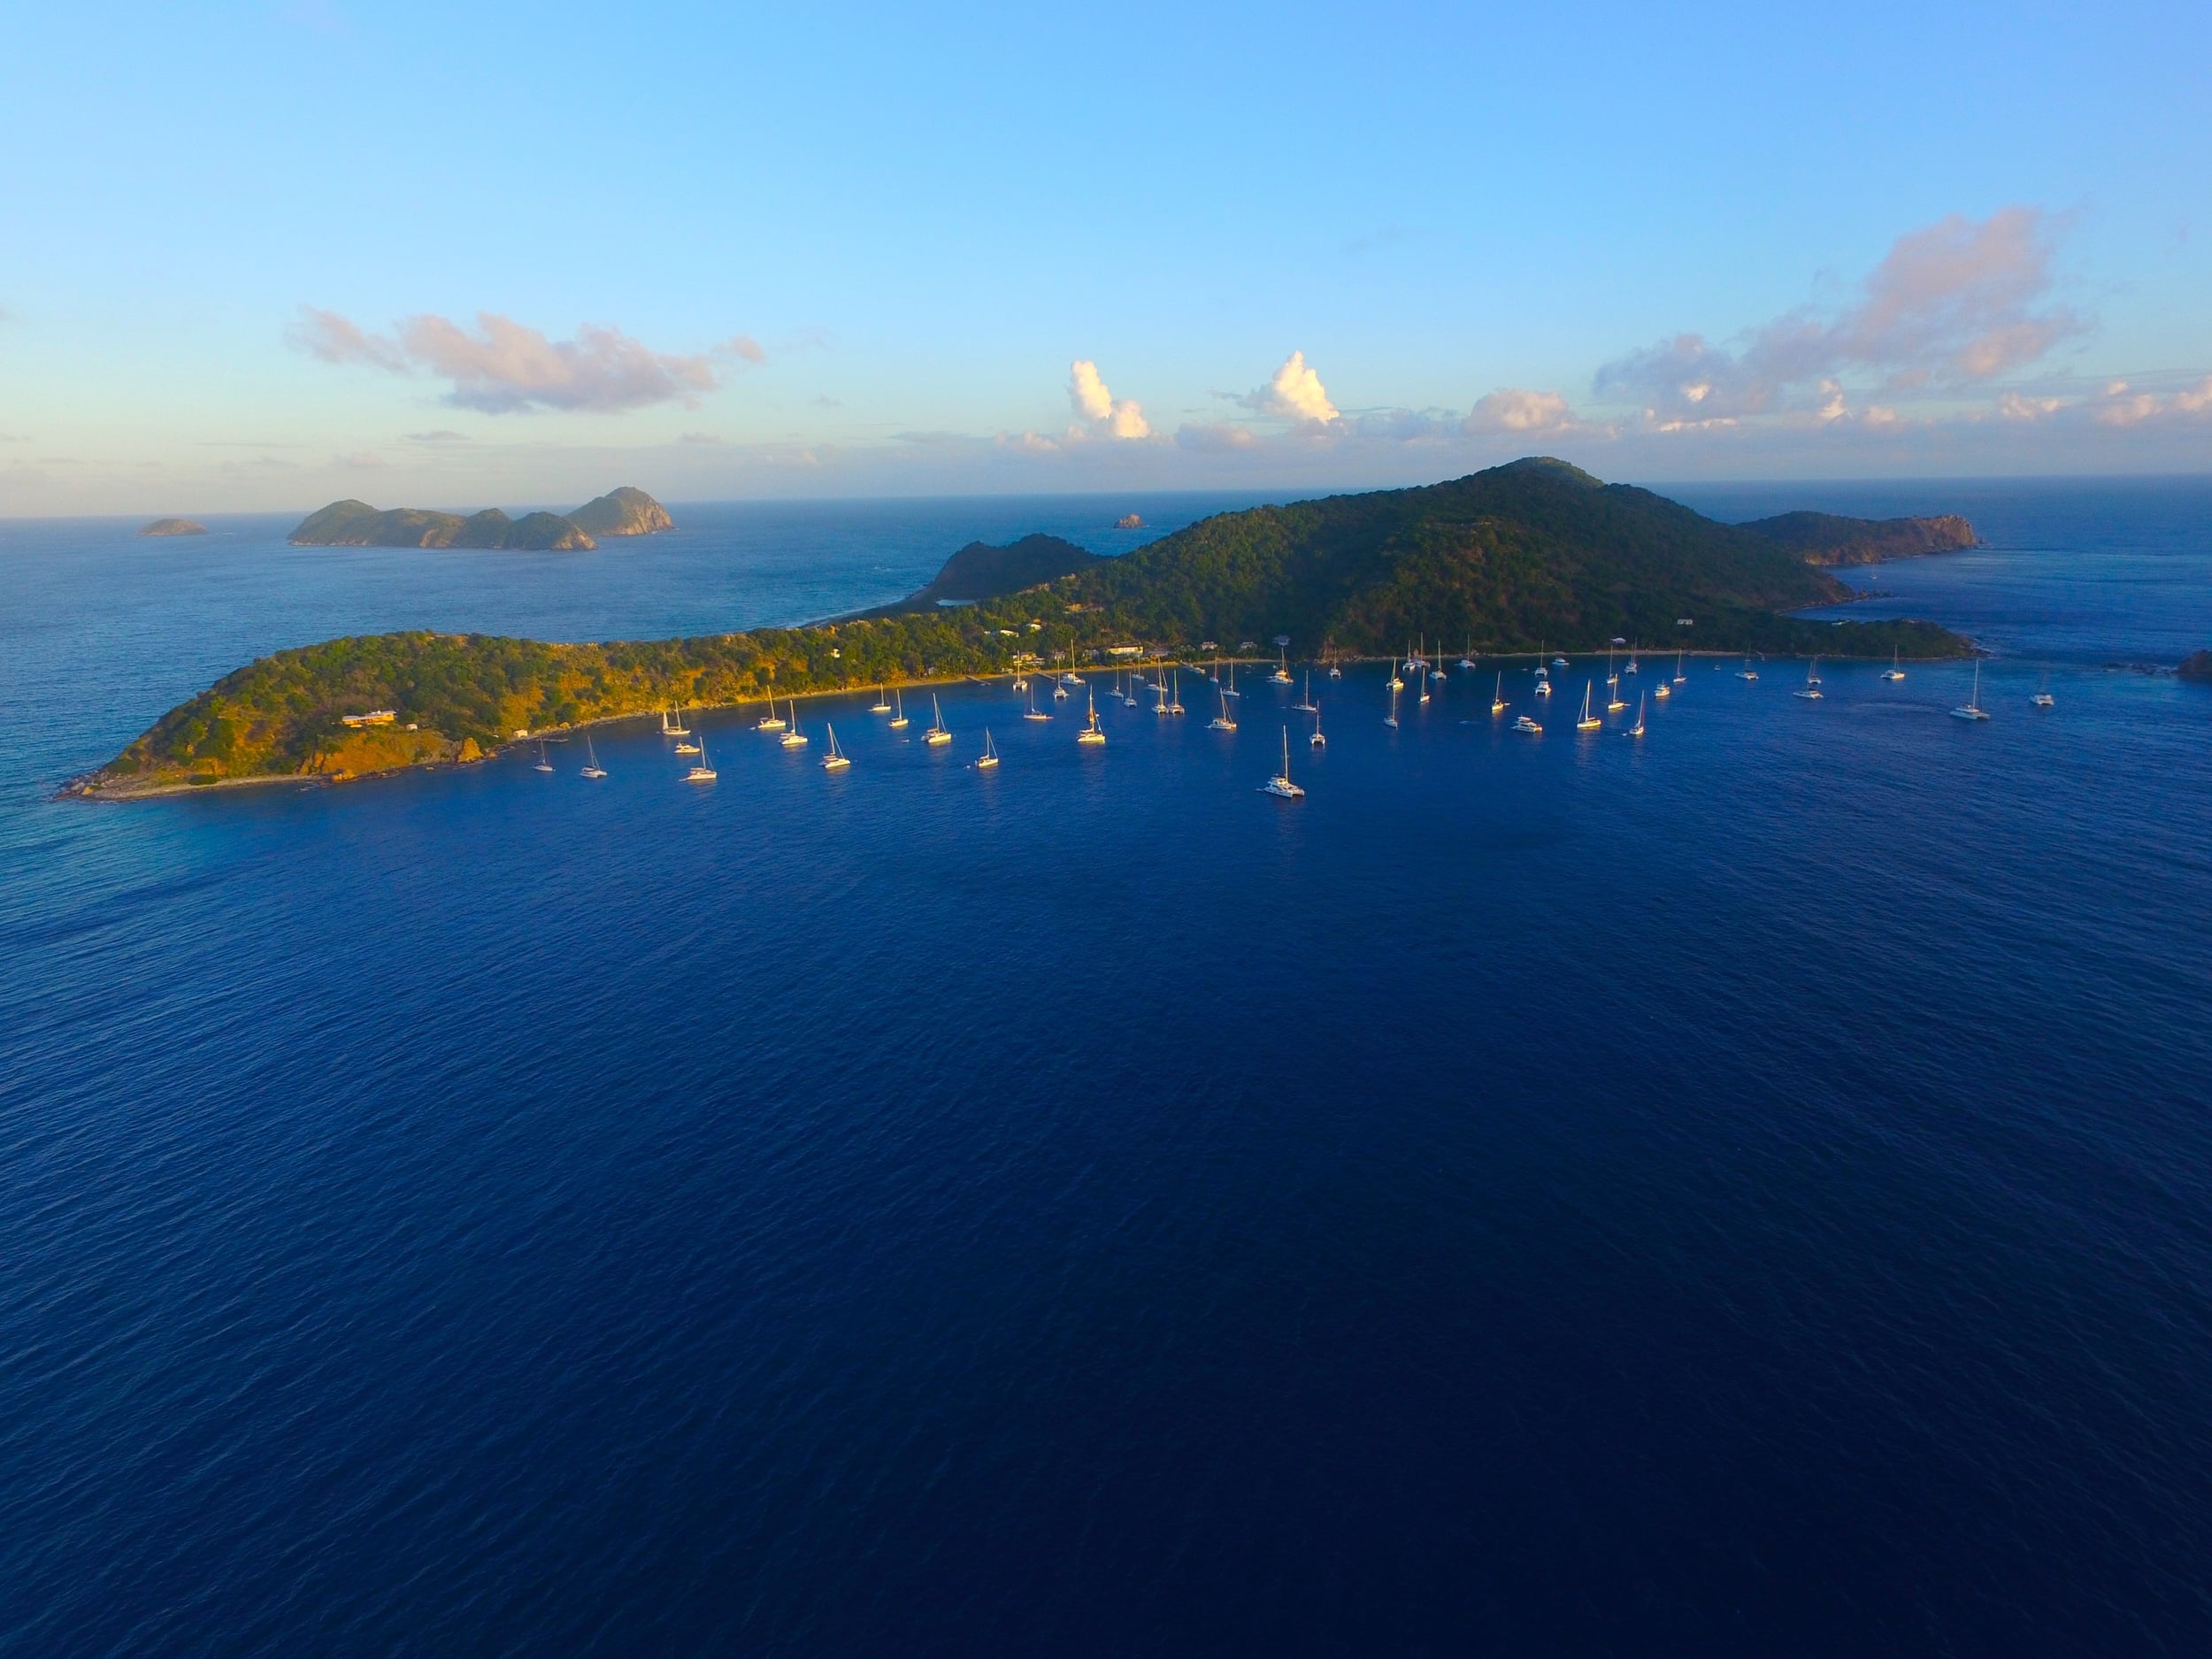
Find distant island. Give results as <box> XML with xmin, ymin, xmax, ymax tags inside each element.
<box><xmin>75</xmin><ymin>458</ymin><xmax>1971</xmax><ymax>797</ymax></box>
<box><xmin>2178</xmin><ymin>650</ymin><xmax>2212</xmax><ymax>681</ymax></box>
<box><xmin>287</xmin><ymin>486</ymin><xmax>672</xmax><ymax>550</ymax></box>
<box><xmin>852</xmin><ymin>534</ymin><xmax>1103</xmax><ymax>617</ymax></box>
<box><xmin>1738</xmin><ymin>511</ymin><xmax>1977</xmax><ymax>566</ymax></box>
<box><xmin>139</xmin><ymin>518</ymin><xmax>207</xmax><ymax>537</ymax></box>
<box><xmin>1116</xmin><ymin>513</ymin><xmax>1144</xmax><ymax>529</ymax></box>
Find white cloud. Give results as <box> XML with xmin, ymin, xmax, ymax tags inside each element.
<box><xmin>1067</xmin><ymin>359</ymin><xmax>1151</xmax><ymax>439</ymax></box>
<box><xmin>1595</xmin><ymin>207</ymin><xmax>2085</xmax><ymax>426</ymax></box>
<box><xmin>1244</xmin><ymin>351</ymin><xmax>1339</xmax><ymax>423</ymax></box>
<box><xmin>1175</xmin><ymin>421</ymin><xmax>1260</xmax><ymax>451</ymax></box>
<box><xmin>291</xmin><ymin>306</ymin><xmax>747</xmax><ymax>414</ymax></box>
<box><xmin>1463</xmin><ymin>388</ymin><xmax>1578</xmax><ymax>434</ymax></box>
<box><xmin>1998</xmin><ymin>393</ymin><xmax>2062</xmax><ymax>421</ymax></box>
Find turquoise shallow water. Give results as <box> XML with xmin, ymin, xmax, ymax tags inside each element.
<box><xmin>3</xmin><ymin>481</ymin><xmax>2210</xmax><ymax>1655</ymax></box>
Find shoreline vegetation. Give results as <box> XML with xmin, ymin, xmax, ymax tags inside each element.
<box><xmin>73</xmin><ymin>459</ymin><xmax>1978</xmax><ymax>799</ymax></box>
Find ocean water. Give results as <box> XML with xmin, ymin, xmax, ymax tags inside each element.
<box><xmin>3</xmin><ymin>483</ymin><xmax>2210</xmax><ymax>1655</ymax></box>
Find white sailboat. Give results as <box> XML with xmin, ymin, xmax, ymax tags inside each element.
<box><xmin>1168</xmin><ymin>671</ymin><xmax>1184</xmax><ymax>716</ymax></box>
<box><xmin>1384</xmin><ymin>680</ymin><xmax>1400</xmax><ymax>728</ymax></box>
<box><xmin>1294</xmin><ymin>671</ymin><xmax>1317</xmax><ymax>713</ymax></box>
<box><xmin>1310</xmin><ymin>703</ymin><xmax>1326</xmax><ymax>747</ymax></box>
<box><xmin>684</xmin><ymin>734</ymin><xmax>717</xmax><ymax>782</ymax></box>
<box><xmin>1673</xmin><ymin>649</ymin><xmax>1686</xmax><ymax>684</ymax></box>
<box><xmin>1078</xmin><ymin>688</ymin><xmax>1106</xmax><ymax>745</ymax></box>
<box><xmin>1271</xmin><ymin>647</ymin><xmax>1293</xmax><ymax>685</ymax></box>
<box><xmin>1459</xmin><ymin>640</ymin><xmax>1477</xmax><ymax>670</ymax></box>
<box><xmin>1654</xmin><ymin>676</ymin><xmax>1671</xmax><ymax>701</ymax></box>
<box><xmin>1222</xmin><ymin>660</ymin><xmax>1239</xmax><ymax>699</ymax></box>
<box><xmin>1576</xmin><ymin>682</ymin><xmax>1602</xmax><ymax>731</ymax></box>
<box><xmin>888</xmin><ymin>688</ymin><xmax>910</xmax><ymax>730</ymax></box>
<box><xmin>871</xmin><ymin>685</ymin><xmax>892</xmax><ymax>713</ymax></box>
<box><xmin>755</xmin><ymin>693</ymin><xmax>787</xmax><ymax>732</ymax></box>
<box><xmin>1607</xmin><ymin>679</ymin><xmax>1627</xmax><ymax>713</ymax></box>
<box><xmin>534</xmin><ymin>740</ymin><xmax>555</xmax><ymax>773</ymax></box>
<box><xmin>1153</xmin><ymin>674</ymin><xmax>1170</xmax><ymax>716</ymax></box>
<box><xmin>1625</xmin><ymin>647</ymin><xmax>1639</xmax><ymax>676</ymax></box>
<box><xmin>1736</xmin><ymin>655</ymin><xmax>1759</xmax><ymax>681</ymax></box>
<box><xmin>2032</xmin><ymin>671</ymin><xmax>2055</xmax><ymax>709</ymax></box>
<box><xmin>580</xmin><ymin>736</ymin><xmax>607</xmax><ymax>779</ymax></box>
<box><xmin>1327</xmin><ymin>655</ymin><xmax>1342</xmax><ymax>680</ymax></box>
<box><xmin>821</xmin><ymin>724</ymin><xmax>850</xmax><ymax>770</ymax></box>
<box><xmin>977</xmin><ymin>727</ymin><xmax>1001</xmax><ymax>769</ymax></box>
<box><xmin>1209</xmin><ymin>688</ymin><xmax>1238</xmax><ymax>731</ymax></box>
<box><xmin>1491</xmin><ymin>672</ymin><xmax>1508</xmax><ymax>715</ymax></box>
<box><xmin>925</xmin><ymin>694</ymin><xmax>953</xmax><ymax>744</ymax></box>
<box><xmin>1793</xmin><ymin>657</ymin><xmax>1824</xmax><ymax>700</ymax></box>
<box><xmin>1951</xmin><ymin>659</ymin><xmax>1990</xmax><ymax>720</ymax></box>
<box><xmin>1023</xmin><ymin>680</ymin><xmax>1051</xmax><ymax>721</ymax></box>
<box><xmin>1260</xmin><ymin>726</ymin><xmax>1304</xmax><ymax>798</ymax></box>
<box><xmin>664</xmin><ymin>704</ymin><xmax>690</xmax><ymax>737</ymax></box>
<box><xmin>780</xmin><ymin>703</ymin><xmax>809</xmax><ymax>748</ymax></box>
<box><xmin>1624</xmin><ymin>693</ymin><xmax>1646</xmax><ymax>737</ymax></box>
<box><xmin>1883</xmin><ymin>647</ymin><xmax>1906</xmax><ymax>682</ymax></box>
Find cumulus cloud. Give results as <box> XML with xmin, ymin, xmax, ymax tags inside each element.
<box><xmin>290</xmin><ymin>306</ymin><xmax>752</xmax><ymax>413</ymax></box>
<box><xmin>1244</xmin><ymin>351</ymin><xmax>1339</xmax><ymax>423</ymax></box>
<box><xmin>1175</xmin><ymin>421</ymin><xmax>1261</xmax><ymax>452</ymax></box>
<box><xmin>1067</xmin><ymin>360</ymin><xmax>1151</xmax><ymax>439</ymax></box>
<box><xmin>1596</xmin><ymin>207</ymin><xmax>2085</xmax><ymax>426</ymax></box>
<box><xmin>1463</xmin><ymin>388</ymin><xmax>1578</xmax><ymax>434</ymax></box>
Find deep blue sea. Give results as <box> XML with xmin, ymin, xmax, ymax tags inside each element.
<box><xmin>4</xmin><ymin>482</ymin><xmax>2210</xmax><ymax>1655</ymax></box>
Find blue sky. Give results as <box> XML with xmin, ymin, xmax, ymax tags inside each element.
<box><xmin>3</xmin><ymin>0</ymin><xmax>2208</xmax><ymax>512</ymax></box>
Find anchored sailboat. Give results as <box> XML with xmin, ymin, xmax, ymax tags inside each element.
<box><xmin>534</xmin><ymin>740</ymin><xmax>555</xmax><ymax>773</ymax></box>
<box><xmin>871</xmin><ymin>686</ymin><xmax>892</xmax><ymax>713</ymax></box>
<box><xmin>1209</xmin><ymin>688</ymin><xmax>1238</xmax><ymax>731</ymax></box>
<box><xmin>1577</xmin><ymin>682</ymin><xmax>1602</xmax><ymax>731</ymax></box>
<box><xmin>780</xmin><ymin>703</ymin><xmax>809</xmax><ymax>748</ymax></box>
<box><xmin>1260</xmin><ymin>726</ymin><xmax>1304</xmax><ymax>798</ymax></box>
<box><xmin>1625</xmin><ymin>693</ymin><xmax>1646</xmax><ymax>737</ymax></box>
<box><xmin>1951</xmin><ymin>659</ymin><xmax>1990</xmax><ymax>720</ymax></box>
<box><xmin>1883</xmin><ymin>647</ymin><xmax>1906</xmax><ymax>682</ymax></box>
<box><xmin>821</xmin><ymin>724</ymin><xmax>850</xmax><ymax>770</ymax></box>
<box><xmin>926</xmin><ymin>694</ymin><xmax>953</xmax><ymax>744</ymax></box>
<box><xmin>1793</xmin><ymin>657</ymin><xmax>1824</xmax><ymax>700</ymax></box>
<box><xmin>580</xmin><ymin>736</ymin><xmax>607</xmax><ymax>779</ymax></box>
<box><xmin>1023</xmin><ymin>680</ymin><xmax>1051</xmax><ymax>721</ymax></box>
<box><xmin>1491</xmin><ymin>672</ymin><xmax>1508</xmax><ymax>715</ymax></box>
<box><xmin>977</xmin><ymin>727</ymin><xmax>1001</xmax><ymax>769</ymax></box>
<box><xmin>888</xmin><ymin>688</ymin><xmax>910</xmax><ymax>730</ymax></box>
<box><xmin>1078</xmin><ymin>688</ymin><xmax>1106</xmax><ymax>746</ymax></box>
<box><xmin>684</xmin><ymin>734</ymin><xmax>717</xmax><ymax>782</ymax></box>
<box><xmin>1310</xmin><ymin>703</ymin><xmax>1326</xmax><ymax>747</ymax></box>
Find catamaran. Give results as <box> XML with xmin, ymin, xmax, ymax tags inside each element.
<box><xmin>1209</xmin><ymin>688</ymin><xmax>1238</xmax><ymax>731</ymax></box>
<box><xmin>1223</xmin><ymin>660</ymin><xmax>1239</xmax><ymax>699</ymax></box>
<box><xmin>1882</xmin><ymin>648</ymin><xmax>1906</xmax><ymax>682</ymax></box>
<box><xmin>1736</xmin><ymin>655</ymin><xmax>1759</xmax><ymax>681</ymax></box>
<box><xmin>1951</xmin><ymin>660</ymin><xmax>1990</xmax><ymax>720</ymax></box>
<box><xmin>684</xmin><ymin>735</ymin><xmax>717</xmax><ymax>782</ymax></box>
<box><xmin>780</xmin><ymin>704</ymin><xmax>809</xmax><ymax>748</ymax></box>
<box><xmin>580</xmin><ymin>736</ymin><xmax>607</xmax><ymax>779</ymax></box>
<box><xmin>1625</xmin><ymin>647</ymin><xmax>1639</xmax><ymax>676</ymax></box>
<box><xmin>1260</xmin><ymin>726</ymin><xmax>1304</xmax><ymax>798</ymax></box>
<box><xmin>1310</xmin><ymin>703</ymin><xmax>1326</xmax><ymax>747</ymax></box>
<box><xmin>1168</xmin><ymin>671</ymin><xmax>1184</xmax><ymax>716</ymax></box>
<box><xmin>888</xmin><ymin>688</ymin><xmax>910</xmax><ymax>730</ymax></box>
<box><xmin>977</xmin><ymin>728</ymin><xmax>1001</xmax><ymax>769</ymax></box>
<box><xmin>2032</xmin><ymin>672</ymin><xmax>2055</xmax><ymax>709</ymax></box>
<box><xmin>1793</xmin><ymin>657</ymin><xmax>1824</xmax><ymax>700</ymax></box>
<box><xmin>1327</xmin><ymin>655</ymin><xmax>1342</xmax><ymax>680</ymax></box>
<box><xmin>1491</xmin><ymin>672</ymin><xmax>1508</xmax><ymax>715</ymax></box>
<box><xmin>662</xmin><ymin>705</ymin><xmax>690</xmax><ymax>738</ymax></box>
<box><xmin>926</xmin><ymin>694</ymin><xmax>953</xmax><ymax>744</ymax></box>
<box><xmin>1459</xmin><ymin>641</ymin><xmax>1478</xmax><ymax>670</ymax></box>
<box><xmin>534</xmin><ymin>740</ymin><xmax>555</xmax><ymax>773</ymax></box>
<box><xmin>1078</xmin><ymin>688</ymin><xmax>1106</xmax><ymax>745</ymax></box>
<box><xmin>755</xmin><ymin>695</ymin><xmax>787</xmax><ymax>732</ymax></box>
<box><xmin>871</xmin><ymin>686</ymin><xmax>892</xmax><ymax>713</ymax></box>
<box><xmin>821</xmin><ymin>724</ymin><xmax>850</xmax><ymax>770</ymax></box>
<box><xmin>1577</xmin><ymin>682</ymin><xmax>1602</xmax><ymax>731</ymax></box>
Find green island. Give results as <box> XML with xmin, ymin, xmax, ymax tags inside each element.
<box><xmin>76</xmin><ymin>458</ymin><xmax>1971</xmax><ymax>797</ymax></box>
<box><xmin>139</xmin><ymin>518</ymin><xmax>208</xmax><ymax>537</ymax></box>
<box><xmin>287</xmin><ymin>485</ymin><xmax>673</xmax><ymax>550</ymax></box>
